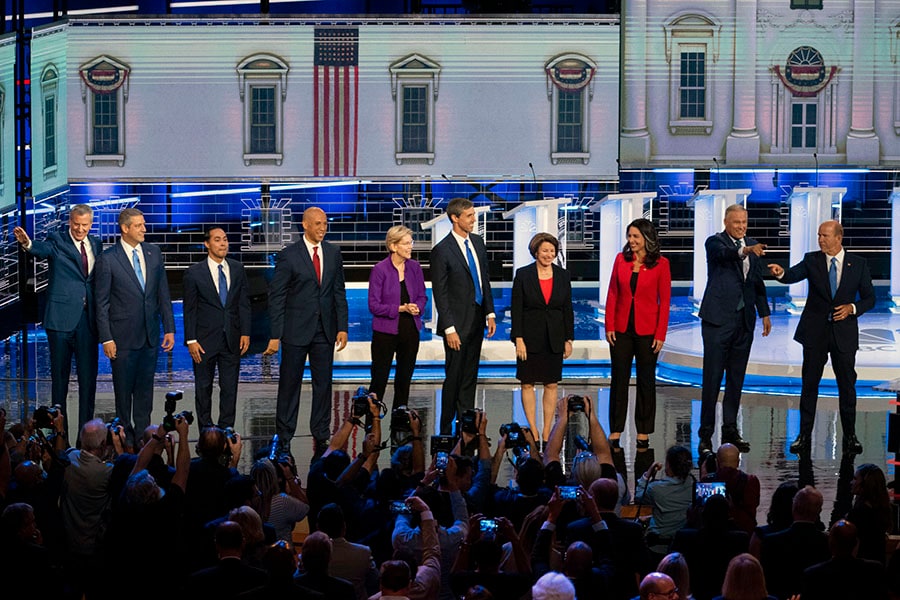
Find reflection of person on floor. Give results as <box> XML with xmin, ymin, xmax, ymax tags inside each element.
<box><xmin>431</xmin><ymin>198</ymin><xmax>495</xmax><ymax>435</ymax></box>
<box><xmin>510</xmin><ymin>232</ymin><xmax>574</xmax><ymax>445</ymax></box>
<box><xmin>183</xmin><ymin>227</ymin><xmax>251</xmax><ymax>429</ymax></box>
<box><xmin>768</xmin><ymin>220</ymin><xmax>874</xmax><ymax>456</ymax></box>
<box><xmin>604</xmin><ymin>218</ymin><xmax>670</xmax><ymax>452</ymax></box>
<box><xmin>367</xmin><ymin>226</ymin><xmax>427</xmax><ymax>411</ymax></box>
<box><xmin>13</xmin><ymin>204</ymin><xmax>102</xmax><ymax>438</ymax></box>
<box><xmin>264</xmin><ymin>207</ymin><xmax>349</xmax><ymax>454</ymax></box>
<box><xmin>698</xmin><ymin>204</ymin><xmax>771</xmax><ymax>455</ymax></box>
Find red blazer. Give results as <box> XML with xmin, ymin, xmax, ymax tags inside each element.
<box><xmin>605</xmin><ymin>253</ymin><xmax>671</xmax><ymax>340</ymax></box>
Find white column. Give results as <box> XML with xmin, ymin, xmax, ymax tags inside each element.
<box><xmin>846</xmin><ymin>0</ymin><xmax>879</xmax><ymax>164</ymax></box>
<box><xmin>620</xmin><ymin>0</ymin><xmax>650</xmax><ymax>164</ymax></box>
<box><xmin>725</xmin><ymin>0</ymin><xmax>760</xmax><ymax>164</ymax></box>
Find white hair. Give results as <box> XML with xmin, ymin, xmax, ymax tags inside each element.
<box><xmin>532</xmin><ymin>572</ymin><xmax>576</xmax><ymax>600</ymax></box>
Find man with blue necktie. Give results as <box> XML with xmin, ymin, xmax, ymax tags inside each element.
<box><xmin>431</xmin><ymin>197</ymin><xmax>496</xmax><ymax>435</ymax></box>
<box><xmin>183</xmin><ymin>227</ymin><xmax>251</xmax><ymax>428</ymax></box>
<box><xmin>13</xmin><ymin>204</ymin><xmax>102</xmax><ymax>437</ymax></box>
<box><xmin>768</xmin><ymin>220</ymin><xmax>875</xmax><ymax>455</ymax></box>
<box><xmin>95</xmin><ymin>207</ymin><xmax>175</xmax><ymax>445</ymax></box>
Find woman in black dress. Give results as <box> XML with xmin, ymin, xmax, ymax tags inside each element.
<box><xmin>510</xmin><ymin>233</ymin><xmax>574</xmax><ymax>444</ymax></box>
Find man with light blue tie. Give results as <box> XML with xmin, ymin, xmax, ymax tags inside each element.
<box><xmin>95</xmin><ymin>207</ymin><xmax>175</xmax><ymax>444</ymax></box>
<box><xmin>431</xmin><ymin>197</ymin><xmax>496</xmax><ymax>435</ymax></box>
<box><xmin>183</xmin><ymin>227</ymin><xmax>251</xmax><ymax>428</ymax></box>
<box><xmin>768</xmin><ymin>220</ymin><xmax>875</xmax><ymax>455</ymax></box>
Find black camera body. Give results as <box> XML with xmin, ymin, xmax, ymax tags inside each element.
<box><xmin>499</xmin><ymin>422</ymin><xmax>528</xmax><ymax>448</ymax></box>
<box><xmin>33</xmin><ymin>404</ymin><xmax>62</xmax><ymax>430</ymax></box>
<box><xmin>430</xmin><ymin>435</ymin><xmax>457</xmax><ymax>455</ymax></box>
<box><xmin>162</xmin><ymin>390</ymin><xmax>194</xmax><ymax>433</ymax></box>
<box><xmin>352</xmin><ymin>386</ymin><xmax>371</xmax><ymax>418</ymax></box>
<box><xmin>567</xmin><ymin>395</ymin><xmax>586</xmax><ymax>413</ymax></box>
<box><xmin>460</xmin><ymin>409</ymin><xmax>480</xmax><ymax>435</ymax></box>
<box><xmin>391</xmin><ymin>405</ymin><xmax>412</xmax><ymax>433</ymax></box>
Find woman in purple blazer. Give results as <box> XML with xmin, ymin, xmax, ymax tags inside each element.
<box><xmin>368</xmin><ymin>226</ymin><xmax>428</xmax><ymax>410</ymax></box>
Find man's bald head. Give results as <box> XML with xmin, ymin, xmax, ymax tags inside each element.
<box><xmin>565</xmin><ymin>541</ymin><xmax>594</xmax><ymax>577</ymax></box>
<box><xmin>589</xmin><ymin>477</ymin><xmax>619</xmax><ymax>511</ymax></box>
<box><xmin>640</xmin><ymin>572</ymin><xmax>676</xmax><ymax>600</ymax></box>
<box><xmin>716</xmin><ymin>443</ymin><xmax>740</xmax><ymax>469</ymax></box>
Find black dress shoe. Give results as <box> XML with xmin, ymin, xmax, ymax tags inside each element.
<box><xmin>789</xmin><ymin>434</ymin><xmax>810</xmax><ymax>454</ymax></box>
<box><xmin>722</xmin><ymin>432</ymin><xmax>751</xmax><ymax>453</ymax></box>
<box><xmin>698</xmin><ymin>437</ymin><xmax>713</xmax><ymax>456</ymax></box>
<box><xmin>843</xmin><ymin>434</ymin><xmax>863</xmax><ymax>455</ymax></box>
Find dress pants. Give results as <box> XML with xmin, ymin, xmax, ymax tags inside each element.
<box><xmin>370</xmin><ymin>319</ymin><xmax>420</xmax><ymax>409</ymax></box>
<box><xmin>700</xmin><ymin>311</ymin><xmax>753</xmax><ymax>438</ymax></box>
<box><xmin>440</xmin><ymin>317</ymin><xmax>484</xmax><ymax>435</ymax></box>
<box><xmin>111</xmin><ymin>342</ymin><xmax>157</xmax><ymax>445</ymax></box>
<box><xmin>46</xmin><ymin>308</ymin><xmax>98</xmax><ymax>435</ymax></box>
<box><xmin>799</xmin><ymin>327</ymin><xmax>858</xmax><ymax>437</ymax></box>
<box><xmin>276</xmin><ymin>325</ymin><xmax>334</xmax><ymax>442</ymax></box>
<box><xmin>193</xmin><ymin>330</ymin><xmax>241</xmax><ymax>428</ymax></box>
<box><xmin>608</xmin><ymin>327</ymin><xmax>658</xmax><ymax>434</ymax></box>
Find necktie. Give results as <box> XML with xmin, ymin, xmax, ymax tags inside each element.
<box><xmin>218</xmin><ymin>264</ymin><xmax>228</xmax><ymax>306</ymax></box>
<box><xmin>465</xmin><ymin>239</ymin><xmax>483</xmax><ymax>306</ymax></box>
<box><xmin>734</xmin><ymin>239</ymin><xmax>745</xmax><ymax>311</ymax></box>
<box><xmin>313</xmin><ymin>246</ymin><xmax>321</xmax><ymax>284</ymax></box>
<box><xmin>829</xmin><ymin>256</ymin><xmax>838</xmax><ymax>298</ymax></box>
<box><xmin>132</xmin><ymin>249</ymin><xmax>145</xmax><ymax>291</ymax></box>
<box><xmin>80</xmin><ymin>241</ymin><xmax>89</xmax><ymax>277</ymax></box>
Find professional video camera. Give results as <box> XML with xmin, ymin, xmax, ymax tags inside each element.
<box><xmin>391</xmin><ymin>405</ymin><xmax>412</xmax><ymax>433</ymax></box>
<box><xmin>33</xmin><ymin>404</ymin><xmax>62</xmax><ymax>430</ymax></box>
<box><xmin>567</xmin><ymin>395</ymin><xmax>586</xmax><ymax>413</ymax></box>
<box><xmin>161</xmin><ymin>390</ymin><xmax>194</xmax><ymax>433</ymax></box>
<box><xmin>500</xmin><ymin>421</ymin><xmax>531</xmax><ymax>461</ymax></box>
<box><xmin>460</xmin><ymin>409</ymin><xmax>481</xmax><ymax>435</ymax></box>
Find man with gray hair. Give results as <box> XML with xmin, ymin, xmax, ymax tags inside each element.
<box><xmin>95</xmin><ymin>207</ymin><xmax>175</xmax><ymax>444</ymax></box>
<box><xmin>13</xmin><ymin>204</ymin><xmax>102</xmax><ymax>436</ymax></box>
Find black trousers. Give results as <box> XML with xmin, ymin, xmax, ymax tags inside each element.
<box><xmin>369</xmin><ymin>319</ymin><xmax>420</xmax><ymax>410</ymax></box>
<box><xmin>46</xmin><ymin>308</ymin><xmax>98</xmax><ymax>435</ymax></box>
<box><xmin>440</xmin><ymin>319</ymin><xmax>484</xmax><ymax>435</ymax></box>
<box><xmin>192</xmin><ymin>331</ymin><xmax>241</xmax><ymax>428</ymax></box>
<box><xmin>799</xmin><ymin>328</ymin><xmax>858</xmax><ymax>437</ymax></box>
<box><xmin>275</xmin><ymin>326</ymin><xmax>334</xmax><ymax>442</ymax></box>
<box><xmin>111</xmin><ymin>342</ymin><xmax>157</xmax><ymax>445</ymax></box>
<box><xmin>700</xmin><ymin>312</ymin><xmax>753</xmax><ymax>437</ymax></box>
<box><xmin>608</xmin><ymin>328</ymin><xmax>658</xmax><ymax>434</ymax></box>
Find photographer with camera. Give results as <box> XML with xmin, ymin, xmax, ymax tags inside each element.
<box><xmin>450</xmin><ymin>513</ymin><xmax>533</xmax><ymax>600</ymax></box>
<box><xmin>369</xmin><ymin>495</ymin><xmax>440</xmax><ymax>600</ymax></box>
<box><xmin>250</xmin><ymin>456</ymin><xmax>309</xmax><ymax>547</ymax></box>
<box><xmin>697</xmin><ymin>443</ymin><xmax>760</xmax><ymax>535</ymax></box>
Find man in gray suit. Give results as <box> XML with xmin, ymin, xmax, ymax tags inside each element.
<box><xmin>317</xmin><ymin>503</ymin><xmax>379</xmax><ymax>600</ymax></box>
<box><xmin>14</xmin><ymin>204</ymin><xmax>102</xmax><ymax>436</ymax></box>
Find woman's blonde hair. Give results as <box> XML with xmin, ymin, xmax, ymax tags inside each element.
<box><xmin>386</xmin><ymin>225</ymin><xmax>415</xmax><ymax>252</ymax></box>
<box><xmin>720</xmin><ymin>553</ymin><xmax>768</xmax><ymax>600</ymax></box>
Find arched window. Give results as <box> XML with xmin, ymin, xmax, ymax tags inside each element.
<box><xmin>237</xmin><ymin>54</ymin><xmax>289</xmax><ymax>166</ymax></box>
<box><xmin>545</xmin><ymin>53</ymin><xmax>596</xmax><ymax>164</ymax></box>
<box><xmin>79</xmin><ymin>56</ymin><xmax>130</xmax><ymax>167</ymax></box>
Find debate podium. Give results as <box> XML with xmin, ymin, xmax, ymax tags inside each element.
<box><xmin>786</xmin><ymin>186</ymin><xmax>845</xmax><ymax>312</ymax></box>
<box><xmin>690</xmin><ymin>189</ymin><xmax>751</xmax><ymax>308</ymax></box>
<box><xmin>502</xmin><ymin>197</ymin><xmax>574</xmax><ymax>273</ymax></box>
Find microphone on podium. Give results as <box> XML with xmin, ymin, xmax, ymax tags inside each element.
<box><xmin>813</xmin><ymin>153</ymin><xmax>818</xmax><ymax>186</ymax></box>
<box><xmin>441</xmin><ymin>174</ymin><xmax>452</xmax><ymax>184</ymax></box>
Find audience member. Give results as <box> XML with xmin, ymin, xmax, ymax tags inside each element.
<box><xmin>250</xmin><ymin>456</ymin><xmax>309</xmax><ymax>545</ymax></box>
<box><xmin>802</xmin><ymin>519</ymin><xmax>886</xmax><ymax>600</ymax></box>
<box><xmin>845</xmin><ymin>462</ymin><xmax>892</xmax><ymax>564</ymax></box>
<box><xmin>296</xmin><ymin>530</ymin><xmax>357</xmax><ymax>600</ymax></box>
<box><xmin>657</xmin><ymin>552</ymin><xmax>692</xmax><ymax>600</ymax></box>
<box><xmin>748</xmin><ymin>481</ymin><xmax>798</xmax><ymax>558</ymax></box>
<box><xmin>713</xmin><ymin>553</ymin><xmax>775</xmax><ymax>600</ymax></box>
<box><xmin>450</xmin><ymin>514</ymin><xmax>532</xmax><ymax>600</ymax></box>
<box><xmin>633</xmin><ymin>445</ymin><xmax>694</xmax><ymax>559</ymax></box>
<box><xmin>371</xmin><ymin>496</ymin><xmax>441</xmax><ymax>600</ymax></box>
<box><xmin>241</xmin><ymin>540</ymin><xmax>324</xmax><ymax>600</ymax></box>
<box><xmin>184</xmin><ymin>520</ymin><xmax>268</xmax><ymax>598</ymax></box>
<box><xmin>700</xmin><ymin>443</ymin><xmax>760</xmax><ymax>533</ymax></box>
<box><xmin>639</xmin><ymin>572</ymin><xmax>678</xmax><ymax>600</ymax></box>
<box><xmin>0</xmin><ymin>502</ymin><xmax>59</xmax><ymax>591</ymax></box>
<box><xmin>532</xmin><ymin>571</ymin><xmax>576</xmax><ymax>600</ymax></box>
<box><xmin>317</xmin><ymin>502</ymin><xmax>380</xmax><ymax>600</ymax></box>
<box><xmin>229</xmin><ymin>505</ymin><xmax>268</xmax><ymax>568</ymax></box>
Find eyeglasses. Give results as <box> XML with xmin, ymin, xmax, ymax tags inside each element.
<box><xmin>652</xmin><ymin>588</ymin><xmax>679</xmax><ymax>599</ymax></box>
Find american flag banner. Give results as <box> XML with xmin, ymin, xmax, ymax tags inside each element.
<box><xmin>314</xmin><ymin>28</ymin><xmax>359</xmax><ymax>177</ymax></box>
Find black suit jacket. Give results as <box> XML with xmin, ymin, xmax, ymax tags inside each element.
<box><xmin>778</xmin><ymin>250</ymin><xmax>875</xmax><ymax>353</ymax></box>
<box><xmin>28</xmin><ymin>231</ymin><xmax>102</xmax><ymax>332</ymax></box>
<box><xmin>185</xmin><ymin>558</ymin><xmax>268</xmax><ymax>598</ymax></box>
<box><xmin>510</xmin><ymin>262</ymin><xmax>574</xmax><ymax>353</ymax></box>
<box><xmin>698</xmin><ymin>232</ymin><xmax>770</xmax><ymax>329</ymax></box>
<box><xmin>566</xmin><ymin>513</ymin><xmax>646</xmax><ymax>599</ymax></box>
<box><xmin>802</xmin><ymin>556</ymin><xmax>887</xmax><ymax>600</ymax></box>
<box><xmin>183</xmin><ymin>257</ymin><xmax>252</xmax><ymax>355</ymax></box>
<box><xmin>95</xmin><ymin>241</ymin><xmax>175</xmax><ymax>349</ymax></box>
<box><xmin>431</xmin><ymin>232</ymin><xmax>495</xmax><ymax>337</ymax></box>
<box><xmin>268</xmin><ymin>239</ymin><xmax>348</xmax><ymax>345</ymax></box>
<box><xmin>760</xmin><ymin>521</ymin><xmax>830</xmax><ymax>600</ymax></box>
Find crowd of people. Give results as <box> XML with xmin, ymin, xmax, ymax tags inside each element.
<box><xmin>2</xmin><ymin>393</ymin><xmax>899</xmax><ymax>600</ymax></box>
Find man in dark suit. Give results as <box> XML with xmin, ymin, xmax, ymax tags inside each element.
<box><xmin>698</xmin><ymin>204</ymin><xmax>771</xmax><ymax>454</ymax></box>
<box><xmin>768</xmin><ymin>220</ymin><xmax>875</xmax><ymax>455</ymax></box>
<box><xmin>802</xmin><ymin>519</ymin><xmax>887</xmax><ymax>600</ymax></box>
<box><xmin>13</xmin><ymin>204</ymin><xmax>101</xmax><ymax>436</ymax></box>
<box><xmin>431</xmin><ymin>197</ymin><xmax>495</xmax><ymax>435</ymax></box>
<box><xmin>185</xmin><ymin>520</ymin><xmax>268</xmax><ymax>598</ymax></box>
<box><xmin>264</xmin><ymin>207</ymin><xmax>348</xmax><ymax>453</ymax></box>
<box><xmin>95</xmin><ymin>207</ymin><xmax>175</xmax><ymax>444</ymax></box>
<box><xmin>183</xmin><ymin>227</ymin><xmax>251</xmax><ymax>429</ymax></box>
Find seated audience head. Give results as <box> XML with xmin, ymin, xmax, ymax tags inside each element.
<box><xmin>197</xmin><ymin>426</ymin><xmax>228</xmax><ymax>461</ymax></box>
<box><xmin>589</xmin><ymin>477</ymin><xmax>619</xmax><ymax>511</ymax></box>
<box><xmin>564</xmin><ymin>541</ymin><xmax>594</xmax><ymax>578</ymax></box>
<box><xmin>301</xmin><ymin>531</ymin><xmax>333</xmax><ymax>574</ymax></box>
<box><xmin>251</xmin><ymin>458</ymin><xmax>279</xmax><ymax>497</ymax></box>
<box><xmin>124</xmin><ymin>469</ymin><xmax>164</xmax><ymax>505</ymax></box>
<box><xmin>792</xmin><ymin>485</ymin><xmax>824</xmax><ymax>522</ymax></box>
<box><xmin>471</xmin><ymin>537</ymin><xmax>503</xmax><ymax>574</ymax></box>
<box><xmin>765</xmin><ymin>480</ymin><xmax>799</xmax><ymax>529</ymax></box>
<box><xmin>465</xmin><ymin>585</ymin><xmax>494</xmax><ymax>600</ymax></box>
<box><xmin>639</xmin><ymin>572</ymin><xmax>677</xmax><ymax>600</ymax></box>
<box><xmin>228</xmin><ymin>505</ymin><xmax>265</xmax><ymax>548</ymax></box>
<box><xmin>390</xmin><ymin>444</ymin><xmax>414</xmax><ymax>476</ymax></box>
<box><xmin>657</xmin><ymin>553</ymin><xmax>691</xmax><ymax>600</ymax></box>
<box><xmin>571</xmin><ymin>452</ymin><xmax>604</xmax><ymax>488</ymax></box>
<box><xmin>380</xmin><ymin>560</ymin><xmax>412</xmax><ymax>596</ymax></box>
<box><xmin>0</xmin><ymin>502</ymin><xmax>38</xmax><ymax>543</ymax></box>
<box><xmin>720</xmin><ymin>553</ymin><xmax>768</xmax><ymax>600</ymax></box>
<box><xmin>829</xmin><ymin>519</ymin><xmax>859</xmax><ymax>558</ymax></box>
<box><xmin>516</xmin><ymin>457</ymin><xmax>545</xmax><ymax>495</ymax></box>
<box><xmin>665</xmin><ymin>446</ymin><xmax>693</xmax><ymax>480</ymax></box>
<box><xmin>700</xmin><ymin>493</ymin><xmax>731</xmax><ymax>531</ymax></box>
<box><xmin>316</xmin><ymin>503</ymin><xmax>347</xmax><ymax>539</ymax></box>
<box><xmin>224</xmin><ymin>474</ymin><xmax>259</xmax><ymax>511</ymax></box>
<box><xmin>80</xmin><ymin>418</ymin><xmax>108</xmax><ymax>454</ymax></box>
<box><xmin>322</xmin><ymin>450</ymin><xmax>351</xmax><ymax>481</ymax></box>
<box><xmin>13</xmin><ymin>460</ymin><xmax>43</xmax><ymax>488</ymax></box>
<box><xmin>215</xmin><ymin>520</ymin><xmax>245</xmax><ymax>557</ymax></box>
<box><xmin>263</xmin><ymin>540</ymin><xmax>298</xmax><ymax>579</ymax></box>
<box><xmin>532</xmin><ymin>571</ymin><xmax>576</xmax><ymax>600</ymax></box>
<box><xmin>716</xmin><ymin>443</ymin><xmax>740</xmax><ymax>469</ymax></box>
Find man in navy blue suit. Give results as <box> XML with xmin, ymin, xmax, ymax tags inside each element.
<box><xmin>14</xmin><ymin>204</ymin><xmax>102</xmax><ymax>436</ymax></box>
<box><xmin>431</xmin><ymin>197</ymin><xmax>496</xmax><ymax>435</ymax></box>
<box><xmin>264</xmin><ymin>207</ymin><xmax>348</xmax><ymax>454</ymax></box>
<box><xmin>698</xmin><ymin>204</ymin><xmax>771</xmax><ymax>455</ymax></box>
<box><xmin>769</xmin><ymin>220</ymin><xmax>875</xmax><ymax>455</ymax></box>
<box><xmin>183</xmin><ymin>227</ymin><xmax>251</xmax><ymax>429</ymax></box>
<box><xmin>95</xmin><ymin>207</ymin><xmax>175</xmax><ymax>444</ymax></box>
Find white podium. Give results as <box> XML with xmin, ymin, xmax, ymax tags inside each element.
<box><xmin>420</xmin><ymin>205</ymin><xmax>492</xmax><ymax>333</ymax></box>
<box><xmin>891</xmin><ymin>187</ymin><xmax>900</xmax><ymax>313</ymax></box>
<box><xmin>787</xmin><ymin>186</ymin><xmax>845</xmax><ymax>311</ymax></box>
<box><xmin>690</xmin><ymin>189</ymin><xmax>751</xmax><ymax>307</ymax></box>
<box><xmin>592</xmin><ymin>192</ymin><xmax>655</xmax><ymax>310</ymax></box>
<box><xmin>501</xmin><ymin>197</ymin><xmax>573</xmax><ymax>274</ymax></box>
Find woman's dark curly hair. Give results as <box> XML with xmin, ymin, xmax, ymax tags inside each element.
<box><xmin>622</xmin><ymin>218</ymin><xmax>661</xmax><ymax>269</ymax></box>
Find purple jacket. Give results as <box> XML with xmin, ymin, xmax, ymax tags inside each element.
<box><xmin>368</xmin><ymin>256</ymin><xmax>428</xmax><ymax>335</ymax></box>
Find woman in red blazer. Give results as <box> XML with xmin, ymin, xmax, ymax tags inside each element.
<box><xmin>605</xmin><ymin>218</ymin><xmax>671</xmax><ymax>449</ymax></box>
